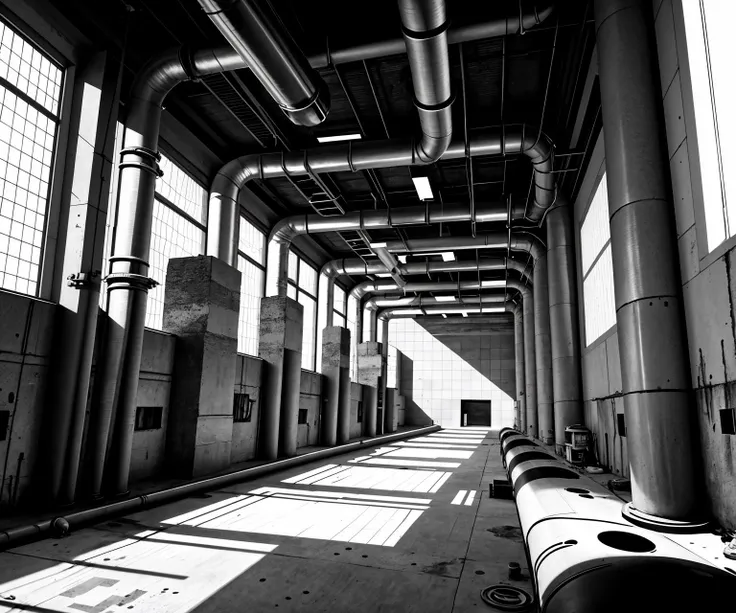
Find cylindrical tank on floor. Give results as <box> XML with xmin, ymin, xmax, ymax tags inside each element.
<box><xmin>498</xmin><ymin>429</ymin><xmax>736</xmax><ymax>612</ymax></box>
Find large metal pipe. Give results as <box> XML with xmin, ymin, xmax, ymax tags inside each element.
<box><xmin>507</xmin><ymin>279</ymin><xmax>537</xmax><ymax>438</ymax></box>
<box><xmin>534</xmin><ymin>249</ymin><xmax>554</xmax><ymax>444</ymax></box>
<box><xmin>594</xmin><ymin>0</ymin><xmax>701</xmax><ymax>526</ymax></box>
<box><xmin>198</xmin><ymin>0</ymin><xmax>330</xmax><ymax>126</ymax></box>
<box><xmin>214</xmin><ymin>126</ymin><xmax>552</xmax><ymax>281</ymax></box>
<box><xmin>367</xmin><ymin>293</ymin><xmax>508</xmax><ymax>310</ymax></box>
<box><xmin>510</xmin><ymin>302</ymin><xmax>526</xmax><ymax>431</ymax></box>
<box><xmin>379</xmin><ymin>304</ymin><xmax>508</xmax><ymax>319</ymax></box>
<box><xmin>399</xmin><ymin>0</ymin><xmax>453</xmax><ymax>162</ymax></box>
<box><xmin>355</xmin><ymin>279</ymin><xmax>505</xmax><ymax>302</ymax></box>
<box><xmin>376</xmin><ymin>232</ymin><xmax>544</xmax><ymax>260</ymax></box>
<box><xmin>546</xmin><ymin>199</ymin><xmax>583</xmax><ymax>453</ymax></box>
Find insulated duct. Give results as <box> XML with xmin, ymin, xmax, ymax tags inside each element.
<box><xmin>399</xmin><ymin>0</ymin><xmax>453</xmax><ymax>162</ymax></box>
<box><xmin>197</xmin><ymin>0</ymin><xmax>330</xmax><ymax>126</ymax></box>
<box><xmin>534</xmin><ymin>249</ymin><xmax>554</xmax><ymax>444</ymax></box>
<box><xmin>323</xmin><ymin>255</ymin><xmax>531</xmax><ymax>281</ymax></box>
<box><xmin>507</xmin><ymin>278</ymin><xmax>537</xmax><ymax>438</ymax></box>
<box><xmin>510</xmin><ymin>302</ymin><xmax>526</xmax><ymax>431</ymax></box>
<box><xmin>216</xmin><ymin>126</ymin><xmax>552</xmax><ymax>273</ymax></box>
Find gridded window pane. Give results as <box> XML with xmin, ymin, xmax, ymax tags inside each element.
<box><xmin>288</xmin><ymin>251</ymin><xmax>298</xmax><ymax>282</ymax></box>
<box><xmin>147</xmin><ymin>198</ymin><xmax>205</xmax><ymax>329</ymax></box>
<box><xmin>0</xmin><ymin>22</ymin><xmax>62</xmax><ymax>116</ymax></box>
<box><xmin>0</xmin><ymin>25</ymin><xmax>61</xmax><ymax>297</ymax></box>
<box><xmin>298</xmin><ymin>291</ymin><xmax>316</xmax><ymax>370</ymax></box>
<box><xmin>157</xmin><ymin>154</ymin><xmax>206</xmax><ymax>224</ymax></box>
<box><xmin>335</xmin><ymin>313</ymin><xmax>346</xmax><ymax>328</ymax></box>
<box><xmin>580</xmin><ymin>174</ymin><xmax>609</xmax><ymax>275</ymax></box>
<box><xmin>239</xmin><ymin>216</ymin><xmax>265</xmax><ymax>264</ymax></box>
<box><xmin>583</xmin><ymin>245</ymin><xmax>616</xmax><ymax>344</ymax></box>
<box><xmin>237</xmin><ymin>255</ymin><xmax>264</xmax><ymax>356</ymax></box>
<box><xmin>298</xmin><ymin>259</ymin><xmax>317</xmax><ymax>295</ymax></box>
<box><xmin>334</xmin><ymin>284</ymin><xmax>346</xmax><ymax>316</ymax></box>
<box><xmin>287</xmin><ymin>283</ymin><xmax>297</xmax><ymax>300</ymax></box>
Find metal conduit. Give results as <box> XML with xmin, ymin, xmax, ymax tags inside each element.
<box><xmin>198</xmin><ymin>0</ymin><xmax>330</xmax><ymax>126</ymax></box>
<box><xmin>399</xmin><ymin>0</ymin><xmax>453</xmax><ymax>162</ymax></box>
<box><xmin>510</xmin><ymin>302</ymin><xmax>526</xmax><ymax>431</ymax></box>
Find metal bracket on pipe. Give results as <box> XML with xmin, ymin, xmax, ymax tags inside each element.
<box><xmin>66</xmin><ymin>271</ymin><xmax>101</xmax><ymax>289</ymax></box>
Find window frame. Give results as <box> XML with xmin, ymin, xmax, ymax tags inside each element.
<box><xmin>236</xmin><ymin>214</ymin><xmax>267</xmax><ymax>356</ymax></box>
<box><xmin>333</xmin><ymin>283</ymin><xmax>347</xmax><ymax>328</ymax></box>
<box><xmin>673</xmin><ymin>0</ymin><xmax>736</xmax><ymax>267</ymax></box>
<box><xmin>287</xmin><ymin>251</ymin><xmax>319</xmax><ymax>372</ymax></box>
<box><xmin>0</xmin><ymin>14</ymin><xmax>69</xmax><ymax>300</ymax></box>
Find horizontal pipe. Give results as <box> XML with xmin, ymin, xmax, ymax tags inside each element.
<box><xmin>0</xmin><ymin>425</ymin><xmax>440</xmax><ymax>550</ymax></box>
<box><xmin>380</xmin><ymin>304</ymin><xmax>509</xmax><ymax>319</ymax></box>
<box><xmin>369</xmin><ymin>292</ymin><xmax>508</xmax><ymax>310</ymax></box>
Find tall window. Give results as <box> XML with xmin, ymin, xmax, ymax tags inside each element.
<box><xmin>287</xmin><ymin>252</ymin><xmax>318</xmax><ymax>370</ymax></box>
<box><xmin>237</xmin><ymin>216</ymin><xmax>265</xmax><ymax>355</ymax></box>
<box><xmin>333</xmin><ymin>284</ymin><xmax>347</xmax><ymax>328</ymax></box>
<box><xmin>581</xmin><ymin>172</ymin><xmax>616</xmax><ymax>345</ymax></box>
<box><xmin>682</xmin><ymin>1</ymin><xmax>736</xmax><ymax>251</ymax></box>
<box><xmin>147</xmin><ymin>154</ymin><xmax>207</xmax><ymax>329</ymax></box>
<box><xmin>0</xmin><ymin>20</ymin><xmax>63</xmax><ymax>296</ymax></box>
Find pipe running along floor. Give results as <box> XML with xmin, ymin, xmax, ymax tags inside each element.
<box><xmin>0</xmin><ymin>428</ymin><xmax>529</xmax><ymax>612</ymax></box>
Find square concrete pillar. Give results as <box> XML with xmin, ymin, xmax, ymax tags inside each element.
<box><xmin>357</xmin><ymin>341</ymin><xmax>383</xmax><ymax>437</ymax></box>
<box><xmin>258</xmin><ymin>296</ymin><xmax>303</xmax><ymax>459</ymax></box>
<box><xmin>321</xmin><ymin>326</ymin><xmax>351</xmax><ymax>445</ymax></box>
<box><xmin>163</xmin><ymin>256</ymin><xmax>240</xmax><ymax>478</ymax></box>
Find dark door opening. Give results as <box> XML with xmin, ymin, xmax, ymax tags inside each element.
<box><xmin>461</xmin><ymin>400</ymin><xmax>491</xmax><ymax>427</ymax></box>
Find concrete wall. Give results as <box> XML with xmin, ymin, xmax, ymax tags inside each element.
<box><xmin>231</xmin><ymin>354</ymin><xmax>262</xmax><ymax>464</ymax></box>
<box><xmin>130</xmin><ymin>329</ymin><xmax>176</xmax><ymax>482</ymax></box>
<box><xmin>0</xmin><ymin>292</ymin><xmax>55</xmax><ymax>507</ymax></box>
<box><xmin>391</xmin><ymin>316</ymin><xmax>516</xmax><ymax>428</ymax></box>
<box><xmin>298</xmin><ymin>369</ymin><xmax>321</xmax><ymax>448</ymax></box>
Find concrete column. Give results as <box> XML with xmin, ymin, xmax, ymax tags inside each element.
<box><xmin>258</xmin><ymin>296</ymin><xmax>303</xmax><ymax>459</ymax></box>
<box><xmin>595</xmin><ymin>0</ymin><xmax>701</xmax><ymax>525</ymax></box>
<box><xmin>385</xmin><ymin>388</ymin><xmax>398</xmax><ymax>433</ymax></box>
<box><xmin>534</xmin><ymin>251</ymin><xmax>554</xmax><ymax>444</ymax></box>
<box><xmin>547</xmin><ymin>202</ymin><xmax>584</xmax><ymax>454</ymax></box>
<box><xmin>357</xmin><ymin>341</ymin><xmax>383</xmax><ymax>437</ymax></box>
<box><xmin>163</xmin><ymin>256</ymin><xmax>240</xmax><ymax>478</ymax></box>
<box><xmin>44</xmin><ymin>52</ymin><xmax>119</xmax><ymax>504</ymax></box>
<box><xmin>321</xmin><ymin>326</ymin><xmax>351</xmax><ymax>446</ymax></box>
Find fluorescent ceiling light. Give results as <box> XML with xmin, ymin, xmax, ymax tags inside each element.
<box><xmin>412</xmin><ymin>176</ymin><xmax>434</xmax><ymax>201</ymax></box>
<box><xmin>461</xmin><ymin>312</ymin><xmax>468</xmax><ymax>318</ymax></box>
<box><xmin>316</xmin><ymin>133</ymin><xmax>362</xmax><ymax>144</ymax></box>
<box><xmin>370</xmin><ymin>242</ymin><xmax>388</xmax><ymax>249</ymax></box>
<box><xmin>440</xmin><ymin>252</ymin><xmax>455</xmax><ymax>262</ymax></box>
<box><xmin>398</xmin><ymin>255</ymin><xmax>407</xmax><ymax>264</ymax></box>
<box><xmin>434</xmin><ymin>295</ymin><xmax>458</xmax><ymax>302</ymax></box>
<box><xmin>375</xmin><ymin>273</ymin><xmax>392</xmax><ymax>278</ymax></box>
<box><xmin>441</xmin><ymin>314</ymin><xmax>448</xmax><ymax>319</ymax></box>
<box><xmin>480</xmin><ymin>280</ymin><xmax>505</xmax><ymax>288</ymax></box>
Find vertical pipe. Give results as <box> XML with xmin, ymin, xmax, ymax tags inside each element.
<box><xmin>594</xmin><ymin>0</ymin><xmax>700</xmax><ymax>523</ymax></box>
<box><xmin>547</xmin><ymin>201</ymin><xmax>584</xmax><ymax>454</ymax></box>
<box><xmin>512</xmin><ymin>304</ymin><xmax>526</xmax><ymax>431</ymax></box>
<box><xmin>381</xmin><ymin>321</ymin><xmax>391</xmax><ymax>433</ymax></box>
<box><xmin>368</xmin><ymin>309</ymin><xmax>378</xmax><ymax>343</ymax></box>
<box><xmin>521</xmin><ymin>286</ymin><xmax>537</xmax><ymax>438</ymax></box>
<box><xmin>534</xmin><ymin>251</ymin><xmax>554</xmax><ymax>444</ymax></box>
<box><xmin>324</xmin><ymin>274</ymin><xmax>335</xmax><ymax>328</ymax></box>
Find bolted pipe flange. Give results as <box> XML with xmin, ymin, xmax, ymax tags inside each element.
<box><xmin>622</xmin><ymin>503</ymin><xmax>710</xmax><ymax>534</ymax></box>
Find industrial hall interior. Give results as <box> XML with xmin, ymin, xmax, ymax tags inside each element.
<box><xmin>1</xmin><ymin>0</ymin><xmax>736</xmax><ymax>611</ymax></box>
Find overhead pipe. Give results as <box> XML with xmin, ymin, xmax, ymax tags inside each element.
<box><xmin>546</xmin><ymin>198</ymin><xmax>583</xmax><ymax>453</ymax></box>
<box><xmin>378</xmin><ymin>303</ymin><xmax>509</xmax><ymax>320</ymax></box>
<box><xmin>594</xmin><ymin>0</ymin><xmax>702</xmax><ymax>528</ymax></box>
<box><xmin>375</xmin><ymin>232</ymin><xmax>544</xmax><ymax>259</ymax></box>
<box><xmin>212</xmin><ymin>125</ymin><xmax>552</xmax><ymax>278</ymax></box>
<box><xmin>197</xmin><ymin>0</ymin><xmax>330</xmax><ymax>127</ymax></box>
<box><xmin>398</xmin><ymin>0</ymin><xmax>453</xmax><ymax>162</ymax></box>
<box><xmin>367</xmin><ymin>293</ymin><xmax>508</xmax><ymax>310</ymax></box>
<box><xmin>510</xmin><ymin>302</ymin><xmax>526</xmax><ymax>432</ymax></box>
<box><xmin>372</xmin><ymin>245</ymin><xmax>407</xmax><ymax>288</ymax></box>
<box><xmin>353</xmin><ymin>279</ymin><xmax>508</xmax><ymax>302</ymax></box>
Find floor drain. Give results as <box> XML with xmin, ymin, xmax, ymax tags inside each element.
<box><xmin>480</xmin><ymin>585</ymin><xmax>534</xmax><ymax>611</ymax></box>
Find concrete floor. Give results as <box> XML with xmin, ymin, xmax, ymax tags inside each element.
<box><xmin>0</xmin><ymin>428</ymin><xmax>531</xmax><ymax>612</ymax></box>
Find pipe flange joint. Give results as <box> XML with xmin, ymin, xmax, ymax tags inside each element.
<box><xmin>104</xmin><ymin>272</ymin><xmax>158</xmax><ymax>291</ymax></box>
<box><xmin>178</xmin><ymin>47</ymin><xmax>200</xmax><ymax>83</ymax></box>
<box><xmin>119</xmin><ymin>146</ymin><xmax>163</xmax><ymax>178</ymax></box>
<box><xmin>413</xmin><ymin>91</ymin><xmax>455</xmax><ymax>114</ymax></box>
<box><xmin>400</xmin><ymin>19</ymin><xmax>451</xmax><ymax>41</ymax></box>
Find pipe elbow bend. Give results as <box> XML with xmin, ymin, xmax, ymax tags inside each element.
<box><xmin>282</xmin><ymin>80</ymin><xmax>331</xmax><ymax>127</ymax></box>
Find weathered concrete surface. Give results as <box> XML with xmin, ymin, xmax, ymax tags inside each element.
<box><xmin>0</xmin><ymin>428</ymin><xmax>534</xmax><ymax>613</ymax></box>
<box><xmin>231</xmin><ymin>355</ymin><xmax>263</xmax><ymax>463</ymax></box>
<box><xmin>163</xmin><ymin>256</ymin><xmax>240</xmax><ymax>478</ymax></box>
<box><xmin>321</xmin><ymin>326</ymin><xmax>351</xmax><ymax>445</ymax></box>
<box><xmin>258</xmin><ymin>296</ymin><xmax>303</xmax><ymax>460</ymax></box>
<box><xmin>298</xmin><ymin>370</ymin><xmax>322</xmax><ymax>448</ymax></box>
<box><xmin>357</xmin><ymin>341</ymin><xmax>383</xmax><ymax>437</ymax></box>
